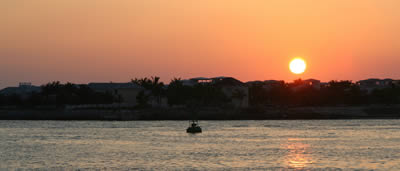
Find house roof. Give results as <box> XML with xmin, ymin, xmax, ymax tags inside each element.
<box><xmin>213</xmin><ymin>77</ymin><xmax>245</xmax><ymax>86</ymax></box>
<box><xmin>304</xmin><ymin>79</ymin><xmax>320</xmax><ymax>82</ymax></box>
<box><xmin>211</xmin><ymin>76</ymin><xmax>229</xmax><ymax>80</ymax></box>
<box><xmin>358</xmin><ymin>78</ymin><xmax>381</xmax><ymax>82</ymax></box>
<box><xmin>264</xmin><ymin>80</ymin><xmax>284</xmax><ymax>84</ymax></box>
<box><xmin>88</xmin><ymin>82</ymin><xmax>142</xmax><ymax>91</ymax></box>
<box><xmin>0</xmin><ymin>86</ymin><xmax>40</xmax><ymax>95</ymax></box>
<box><xmin>189</xmin><ymin>77</ymin><xmax>211</xmax><ymax>81</ymax></box>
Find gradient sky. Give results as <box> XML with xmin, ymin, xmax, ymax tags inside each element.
<box><xmin>1</xmin><ymin>0</ymin><xmax>400</xmax><ymax>88</ymax></box>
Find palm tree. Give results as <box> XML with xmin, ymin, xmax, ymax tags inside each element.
<box><xmin>150</xmin><ymin>76</ymin><xmax>165</xmax><ymax>105</ymax></box>
<box><xmin>166</xmin><ymin>78</ymin><xmax>184</xmax><ymax>106</ymax></box>
<box><xmin>132</xmin><ymin>76</ymin><xmax>165</xmax><ymax>106</ymax></box>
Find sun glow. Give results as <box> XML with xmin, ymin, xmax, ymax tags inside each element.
<box><xmin>289</xmin><ymin>58</ymin><xmax>307</xmax><ymax>74</ymax></box>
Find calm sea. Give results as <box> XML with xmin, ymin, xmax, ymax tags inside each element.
<box><xmin>0</xmin><ymin>120</ymin><xmax>400</xmax><ymax>170</ymax></box>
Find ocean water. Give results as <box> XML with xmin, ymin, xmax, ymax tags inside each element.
<box><xmin>0</xmin><ymin>120</ymin><xmax>400</xmax><ymax>170</ymax></box>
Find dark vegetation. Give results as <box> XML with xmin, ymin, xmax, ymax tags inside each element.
<box><xmin>0</xmin><ymin>81</ymin><xmax>115</xmax><ymax>108</ymax></box>
<box><xmin>166</xmin><ymin>78</ymin><xmax>229</xmax><ymax>107</ymax></box>
<box><xmin>131</xmin><ymin>77</ymin><xmax>230</xmax><ymax>108</ymax></box>
<box><xmin>249</xmin><ymin>80</ymin><xmax>400</xmax><ymax>106</ymax></box>
<box><xmin>1</xmin><ymin>78</ymin><xmax>400</xmax><ymax>109</ymax></box>
<box><xmin>1</xmin><ymin>78</ymin><xmax>400</xmax><ymax>120</ymax></box>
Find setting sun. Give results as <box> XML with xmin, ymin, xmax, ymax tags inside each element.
<box><xmin>289</xmin><ymin>58</ymin><xmax>307</xmax><ymax>74</ymax></box>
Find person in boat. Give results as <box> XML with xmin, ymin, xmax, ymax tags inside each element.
<box><xmin>187</xmin><ymin>120</ymin><xmax>202</xmax><ymax>133</ymax></box>
<box><xmin>191</xmin><ymin>121</ymin><xmax>197</xmax><ymax>127</ymax></box>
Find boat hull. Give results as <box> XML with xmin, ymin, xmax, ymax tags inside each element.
<box><xmin>186</xmin><ymin>126</ymin><xmax>202</xmax><ymax>133</ymax></box>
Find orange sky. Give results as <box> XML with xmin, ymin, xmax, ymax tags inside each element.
<box><xmin>1</xmin><ymin>0</ymin><xmax>400</xmax><ymax>88</ymax></box>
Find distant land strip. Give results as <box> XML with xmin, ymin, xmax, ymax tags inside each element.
<box><xmin>1</xmin><ymin>77</ymin><xmax>400</xmax><ymax>120</ymax></box>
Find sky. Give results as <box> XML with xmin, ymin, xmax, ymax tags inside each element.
<box><xmin>1</xmin><ymin>0</ymin><xmax>400</xmax><ymax>88</ymax></box>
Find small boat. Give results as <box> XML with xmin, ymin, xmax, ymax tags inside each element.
<box><xmin>186</xmin><ymin>120</ymin><xmax>202</xmax><ymax>133</ymax></box>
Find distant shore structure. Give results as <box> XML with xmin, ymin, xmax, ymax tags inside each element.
<box><xmin>1</xmin><ymin>78</ymin><xmax>400</xmax><ymax>108</ymax></box>
<box><xmin>357</xmin><ymin>78</ymin><xmax>396</xmax><ymax>94</ymax></box>
<box><xmin>0</xmin><ymin>82</ymin><xmax>40</xmax><ymax>98</ymax></box>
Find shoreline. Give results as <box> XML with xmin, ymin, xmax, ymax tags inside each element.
<box><xmin>1</xmin><ymin>105</ymin><xmax>400</xmax><ymax>120</ymax></box>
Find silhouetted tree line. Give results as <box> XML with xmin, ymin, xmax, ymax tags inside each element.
<box><xmin>132</xmin><ymin>77</ymin><xmax>229</xmax><ymax>108</ymax></box>
<box><xmin>1</xmin><ymin>79</ymin><xmax>400</xmax><ymax>109</ymax></box>
<box><xmin>249</xmin><ymin>80</ymin><xmax>400</xmax><ymax>106</ymax></box>
<box><xmin>0</xmin><ymin>81</ymin><xmax>115</xmax><ymax>108</ymax></box>
<box><xmin>132</xmin><ymin>76</ymin><xmax>166</xmax><ymax>107</ymax></box>
<box><xmin>166</xmin><ymin>78</ymin><xmax>229</xmax><ymax>107</ymax></box>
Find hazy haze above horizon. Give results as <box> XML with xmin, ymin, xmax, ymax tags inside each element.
<box><xmin>1</xmin><ymin>0</ymin><xmax>400</xmax><ymax>88</ymax></box>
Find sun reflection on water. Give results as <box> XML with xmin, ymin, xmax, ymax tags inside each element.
<box><xmin>283</xmin><ymin>138</ymin><xmax>314</xmax><ymax>169</ymax></box>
